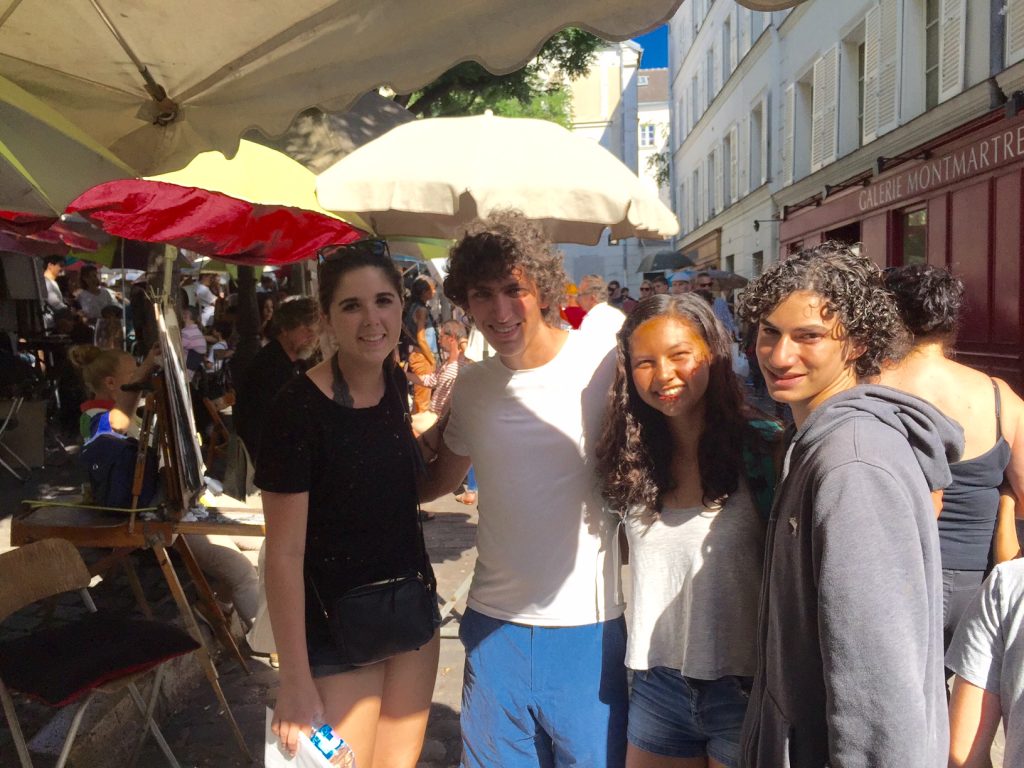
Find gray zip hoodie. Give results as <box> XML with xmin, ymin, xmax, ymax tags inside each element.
<box><xmin>739</xmin><ymin>385</ymin><xmax>964</xmax><ymax>768</ymax></box>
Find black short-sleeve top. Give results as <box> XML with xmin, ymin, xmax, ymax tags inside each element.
<box><xmin>255</xmin><ymin>364</ymin><xmax>430</xmax><ymax>600</ymax></box>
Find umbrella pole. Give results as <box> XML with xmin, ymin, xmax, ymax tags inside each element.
<box><xmin>119</xmin><ymin>239</ymin><xmax>127</xmax><ymax>349</ymax></box>
<box><xmin>162</xmin><ymin>244</ymin><xmax>175</xmax><ymax>310</ymax></box>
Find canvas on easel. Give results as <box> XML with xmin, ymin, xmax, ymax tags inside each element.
<box><xmin>152</xmin><ymin>300</ymin><xmax>204</xmax><ymax>514</ymax></box>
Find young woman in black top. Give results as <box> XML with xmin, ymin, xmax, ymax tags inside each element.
<box><xmin>258</xmin><ymin>243</ymin><xmax>439</xmax><ymax>767</ymax></box>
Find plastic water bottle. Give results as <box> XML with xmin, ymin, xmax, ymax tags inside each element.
<box><xmin>310</xmin><ymin>722</ymin><xmax>356</xmax><ymax>767</ymax></box>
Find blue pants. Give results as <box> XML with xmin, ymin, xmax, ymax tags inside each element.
<box><xmin>459</xmin><ymin>608</ymin><xmax>628</xmax><ymax>768</ymax></box>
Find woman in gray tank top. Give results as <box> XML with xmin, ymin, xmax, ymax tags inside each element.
<box><xmin>878</xmin><ymin>265</ymin><xmax>1023</xmax><ymax>650</ymax></box>
<box><xmin>597</xmin><ymin>294</ymin><xmax>780</xmax><ymax>768</ymax></box>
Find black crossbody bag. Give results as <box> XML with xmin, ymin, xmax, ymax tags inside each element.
<box><xmin>307</xmin><ymin>358</ymin><xmax>437</xmax><ymax>667</ymax></box>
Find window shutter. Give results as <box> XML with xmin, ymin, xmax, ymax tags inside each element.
<box><xmin>741</xmin><ymin>118</ymin><xmax>751</xmax><ymax>197</ymax></box>
<box><xmin>739</xmin><ymin>7</ymin><xmax>751</xmax><ymax>57</ymax></box>
<box><xmin>862</xmin><ymin>5</ymin><xmax>880</xmax><ymax>145</ymax></box>
<box><xmin>730</xmin><ymin>14</ymin><xmax>739</xmax><ymax>75</ymax></box>
<box><xmin>810</xmin><ymin>45</ymin><xmax>840</xmax><ymax>172</ymax></box>
<box><xmin>729</xmin><ymin>125</ymin><xmax>739</xmax><ymax>203</ymax></box>
<box><xmin>761</xmin><ymin>92</ymin><xmax>770</xmax><ymax>184</ymax></box>
<box><xmin>782</xmin><ymin>84</ymin><xmax>795</xmax><ymax>186</ymax></box>
<box><xmin>937</xmin><ymin>0</ymin><xmax>966</xmax><ymax>103</ymax></box>
<box><xmin>715</xmin><ymin>147</ymin><xmax>724</xmax><ymax>214</ymax></box>
<box><xmin>1008</xmin><ymin>0</ymin><xmax>1024</xmax><ymax>67</ymax></box>
<box><xmin>875</xmin><ymin>0</ymin><xmax>900</xmax><ymax>134</ymax></box>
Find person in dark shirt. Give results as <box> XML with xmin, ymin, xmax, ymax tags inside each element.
<box><xmin>232</xmin><ymin>297</ymin><xmax>320</xmax><ymax>466</ymax></box>
<box><xmin>258</xmin><ymin>241</ymin><xmax>438</xmax><ymax>767</ymax></box>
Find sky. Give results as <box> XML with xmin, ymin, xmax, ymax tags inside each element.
<box><xmin>632</xmin><ymin>25</ymin><xmax>668</xmax><ymax>69</ymax></box>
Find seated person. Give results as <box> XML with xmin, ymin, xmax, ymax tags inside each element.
<box><xmin>94</xmin><ymin>305</ymin><xmax>125</xmax><ymax>351</ymax></box>
<box><xmin>70</xmin><ymin>344</ymin><xmax>260</xmax><ymax>630</ymax></box>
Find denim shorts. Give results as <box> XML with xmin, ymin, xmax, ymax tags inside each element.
<box><xmin>627</xmin><ymin>667</ymin><xmax>751</xmax><ymax>767</ymax></box>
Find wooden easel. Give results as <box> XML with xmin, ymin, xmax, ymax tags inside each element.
<box><xmin>131</xmin><ymin>369</ymin><xmax>251</xmax><ymax>664</ymax></box>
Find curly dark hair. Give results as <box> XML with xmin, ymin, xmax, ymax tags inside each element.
<box><xmin>883</xmin><ymin>264</ymin><xmax>964</xmax><ymax>341</ymax></box>
<box><xmin>443</xmin><ymin>210</ymin><xmax>566</xmax><ymax>322</ymax></box>
<box><xmin>596</xmin><ymin>294</ymin><xmax>775</xmax><ymax>514</ymax></box>
<box><xmin>735</xmin><ymin>241</ymin><xmax>908</xmax><ymax>377</ymax></box>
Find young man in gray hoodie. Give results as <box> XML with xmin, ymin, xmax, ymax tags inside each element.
<box><xmin>735</xmin><ymin>243</ymin><xmax>963</xmax><ymax>768</ymax></box>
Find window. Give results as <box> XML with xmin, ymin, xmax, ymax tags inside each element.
<box><xmin>706</xmin><ymin>48</ymin><xmax>715</xmax><ymax>106</ymax></box>
<box><xmin>751</xmin><ymin>251</ymin><xmax>764</xmax><ymax>277</ymax></box>
<box><xmin>751</xmin><ymin>11</ymin><xmax>764</xmax><ymax>41</ymax></box>
<box><xmin>925</xmin><ymin>0</ymin><xmax>939</xmax><ymax>109</ymax></box>
<box><xmin>678</xmin><ymin>181</ymin><xmax>687</xmax><ymax>231</ymax></box>
<box><xmin>691</xmin><ymin>75</ymin><xmax>700</xmax><ymax>126</ymax></box>
<box><xmin>723</xmin><ymin>254</ymin><xmax>734</xmax><ymax>274</ymax></box>
<box><xmin>640</xmin><ymin>123</ymin><xmax>656</xmax><ymax>148</ymax></box>
<box><xmin>707</xmin><ymin>151</ymin><xmax>717</xmax><ymax>217</ymax></box>
<box><xmin>749</xmin><ymin>102</ymin><xmax>764</xmax><ymax>186</ymax></box>
<box><xmin>900</xmin><ymin>208</ymin><xmax>928</xmax><ymax>265</ymax></box>
<box><xmin>692</xmin><ymin>169</ymin><xmax>701</xmax><ymax>225</ymax></box>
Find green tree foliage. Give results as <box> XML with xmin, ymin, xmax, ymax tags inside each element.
<box><xmin>394</xmin><ymin>29</ymin><xmax>602</xmax><ymax>125</ymax></box>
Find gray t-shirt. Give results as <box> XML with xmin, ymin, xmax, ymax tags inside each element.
<box><xmin>946</xmin><ymin>559</ymin><xmax>1024</xmax><ymax>767</ymax></box>
<box><xmin>624</xmin><ymin>483</ymin><xmax>763</xmax><ymax>677</ymax></box>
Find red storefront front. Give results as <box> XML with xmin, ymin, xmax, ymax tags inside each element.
<box><xmin>780</xmin><ymin>108</ymin><xmax>1024</xmax><ymax>390</ymax></box>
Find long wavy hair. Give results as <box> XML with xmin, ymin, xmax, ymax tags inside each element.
<box><xmin>597</xmin><ymin>294</ymin><xmax>767</xmax><ymax>514</ymax></box>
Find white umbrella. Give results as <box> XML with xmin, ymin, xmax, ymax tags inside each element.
<box><xmin>316</xmin><ymin>113</ymin><xmax>681</xmax><ymax>244</ymax></box>
<box><xmin>0</xmin><ymin>1</ymin><xmax>804</xmax><ymax>176</ymax></box>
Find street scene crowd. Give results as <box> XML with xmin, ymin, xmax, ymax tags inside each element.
<box><xmin>13</xmin><ymin>207</ymin><xmax>1023</xmax><ymax>768</ymax></box>
<box><xmin>3</xmin><ymin>2</ymin><xmax>1024</xmax><ymax>767</ymax></box>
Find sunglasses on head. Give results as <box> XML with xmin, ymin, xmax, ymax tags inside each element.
<box><xmin>317</xmin><ymin>238</ymin><xmax>390</xmax><ymax>263</ymax></box>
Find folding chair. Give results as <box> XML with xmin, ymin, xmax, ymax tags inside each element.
<box><xmin>0</xmin><ymin>395</ymin><xmax>30</xmax><ymax>481</ymax></box>
<box><xmin>0</xmin><ymin>539</ymin><xmax>200</xmax><ymax>768</ymax></box>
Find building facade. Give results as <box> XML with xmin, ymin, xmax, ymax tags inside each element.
<box><xmin>669</xmin><ymin>0</ymin><xmax>1024</xmax><ymax>387</ymax></box>
<box><xmin>562</xmin><ymin>42</ymin><xmax>673</xmax><ymax>291</ymax></box>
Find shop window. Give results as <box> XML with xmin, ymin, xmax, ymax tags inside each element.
<box><xmin>751</xmin><ymin>250</ymin><xmax>764</xmax><ymax>277</ymax></box>
<box><xmin>899</xmin><ymin>208</ymin><xmax>928</xmax><ymax>265</ymax></box>
<box><xmin>825</xmin><ymin>222</ymin><xmax>862</xmax><ymax>247</ymax></box>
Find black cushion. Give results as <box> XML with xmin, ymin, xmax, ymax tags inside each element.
<box><xmin>0</xmin><ymin>613</ymin><xmax>199</xmax><ymax>706</ymax></box>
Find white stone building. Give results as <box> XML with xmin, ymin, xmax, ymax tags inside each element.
<box><xmin>562</xmin><ymin>41</ymin><xmax>674</xmax><ymax>290</ymax></box>
<box><xmin>668</xmin><ymin>0</ymin><xmax>1024</xmax><ymax>385</ymax></box>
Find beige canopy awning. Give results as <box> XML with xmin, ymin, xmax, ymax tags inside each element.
<box><xmin>0</xmin><ymin>0</ymin><xmax>805</xmax><ymax>175</ymax></box>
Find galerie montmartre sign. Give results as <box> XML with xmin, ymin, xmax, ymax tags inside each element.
<box><xmin>857</xmin><ymin>119</ymin><xmax>1024</xmax><ymax>213</ymax></box>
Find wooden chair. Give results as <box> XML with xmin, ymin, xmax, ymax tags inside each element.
<box><xmin>201</xmin><ymin>391</ymin><xmax>234</xmax><ymax>465</ymax></box>
<box><xmin>0</xmin><ymin>539</ymin><xmax>199</xmax><ymax>768</ymax></box>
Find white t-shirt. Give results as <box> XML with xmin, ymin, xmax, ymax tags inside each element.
<box><xmin>195</xmin><ymin>282</ymin><xmax>217</xmax><ymax>326</ymax></box>
<box><xmin>77</xmin><ymin>287</ymin><xmax>115</xmax><ymax>320</ymax></box>
<box><xmin>443</xmin><ymin>331</ymin><xmax>623</xmax><ymax>626</ymax></box>
<box><xmin>946</xmin><ymin>559</ymin><xmax>1024</xmax><ymax>768</ymax></box>
<box><xmin>578</xmin><ymin>301</ymin><xmax>625</xmax><ymax>342</ymax></box>
<box><xmin>624</xmin><ymin>483</ymin><xmax>763</xmax><ymax>677</ymax></box>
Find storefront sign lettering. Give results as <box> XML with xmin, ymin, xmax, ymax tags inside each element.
<box><xmin>857</xmin><ymin>123</ymin><xmax>1024</xmax><ymax>212</ymax></box>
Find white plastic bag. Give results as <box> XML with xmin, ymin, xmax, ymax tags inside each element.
<box><xmin>265</xmin><ymin>708</ymin><xmax>333</xmax><ymax>768</ymax></box>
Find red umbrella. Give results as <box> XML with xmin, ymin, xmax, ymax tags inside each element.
<box><xmin>68</xmin><ymin>179</ymin><xmax>363</xmax><ymax>266</ymax></box>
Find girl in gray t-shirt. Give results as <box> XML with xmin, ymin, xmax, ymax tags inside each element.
<box><xmin>597</xmin><ymin>294</ymin><xmax>780</xmax><ymax>768</ymax></box>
